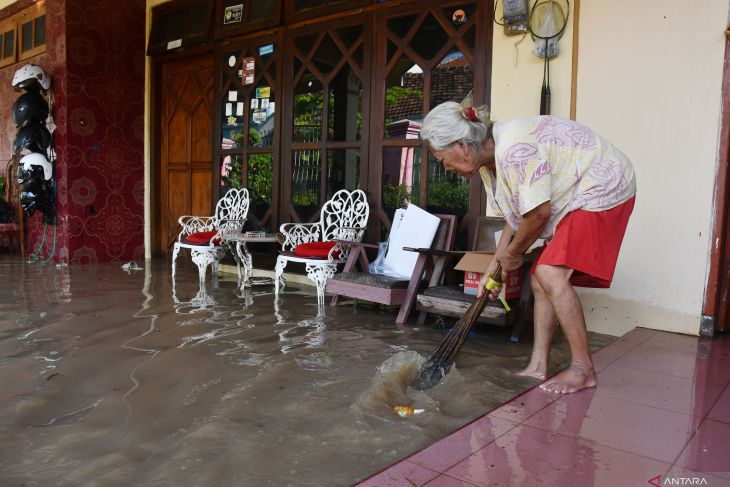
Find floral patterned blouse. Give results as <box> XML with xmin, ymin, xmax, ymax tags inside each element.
<box><xmin>479</xmin><ymin>115</ymin><xmax>636</xmax><ymax>238</ymax></box>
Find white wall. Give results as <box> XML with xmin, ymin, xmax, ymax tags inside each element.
<box><xmin>490</xmin><ymin>4</ymin><xmax>574</xmax><ymax>121</ymax></box>
<box><xmin>575</xmin><ymin>0</ymin><xmax>728</xmax><ymax>335</ymax></box>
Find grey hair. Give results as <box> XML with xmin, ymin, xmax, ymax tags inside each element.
<box><xmin>420</xmin><ymin>102</ymin><xmax>494</xmax><ymax>153</ymax></box>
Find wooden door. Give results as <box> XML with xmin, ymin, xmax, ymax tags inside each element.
<box><xmin>157</xmin><ymin>55</ymin><xmax>214</xmax><ymax>255</ymax></box>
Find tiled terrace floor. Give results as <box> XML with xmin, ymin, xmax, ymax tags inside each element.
<box><xmin>356</xmin><ymin>328</ymin><xmax>730</xmax><ymax>487</ymax></box>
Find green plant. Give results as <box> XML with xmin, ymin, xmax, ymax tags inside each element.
<box><xmin>382</xmin><ymin>183</ymin><xmax>412</xmax><ymax>209</ymax></box>
<box><xmin>292</xmin><ymin>188</ymin><xmax>318</xmax><ymax>206</ymax></box>
<box><xmin>427</xmin><ymin>179</ymin><xmax>469</xmax><ymax>210</ymax></box>
<box><xmin>0</xmin><ymin>176</ymin><xmax>5</xmax><ymax>197</ymax></box>
<box><xmin>249</xmin><ymin>153</ymin><xmax>272</xmax><ymax>205</ymax></box>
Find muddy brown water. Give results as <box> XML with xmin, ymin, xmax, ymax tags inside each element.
<box><xmin>0</xmin><ymin>258</ymin><xmax>615</xmax><ymax>486</ymax></box>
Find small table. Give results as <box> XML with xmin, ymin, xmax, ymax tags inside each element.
<box><xmin>220</xmin><ymin>232</ymin><xmax>279</xmax><ymax>289</ymax></box>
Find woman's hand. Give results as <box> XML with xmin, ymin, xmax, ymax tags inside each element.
<box><xmin>477</xmin><ymin>257</ymin><xmax>501</xmax><ymax>300</ymax></box>
<box><xmin>497</xmin><ymin>246</ymin><xmax>524</xmax><ymax>275</ymax></box>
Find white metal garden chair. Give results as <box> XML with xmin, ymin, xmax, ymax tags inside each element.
<box><xmin>275</xmin><ymin>189</ymin><xmax>369</xmax><ymax>304</ymax></box>
<box><xmin>171</xmin><ymin>188</ymin><xmax>250</xmax><ymax>288</ymax></box>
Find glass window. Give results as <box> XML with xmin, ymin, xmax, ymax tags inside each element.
<box><xmin>248</xmin><ymin>153</ymin><xmax>273</xmax><ymax>228</ymax></box>
<box><xmin>3</xmin><ymin>31</ymin><xmax>14</xmax><ymax>59</ymax></box>
<box><xmin>221</xmin><ymin>95</ymin><xmax>245</xmax><ymax>149</ymax></box>
<box><xmin>21</xmin><ymin>21</ymin><xmax>32</xmax><ymax>52</ymax></box>
<box><xmin>409</xmin><ymin>13</ymin><xmax>449</xmax><ymax>61</ymax></box>
<box><xmin>293</xmin><ymin>70</ymin><xmax>324</xmax><ymax>143</ymax></box>
<box><xmin>430</xmin><ymin>49</ymin><xmax>474</xmax><ymax>109</ymax></box>
<box><xmin>385</xmin><ymin>57</ymin><xmax>423</xmax><ymax>138</ymax></box>
<box><xmin>250</xmin><ymin>83</ymin><xmax>275</xmax><ymax>148</ymax></box>
<box><xmin>382</xmin><ymin>146</ymin><xmax>420</xmax><ymax>215</ymax></box>
<box><xmin>327</xmin><ymin>149</ymin><xmax>360</xmax><ymax>198</ymax></box>
<box><xmin>34</xmin><ymin>15</ymin><xmax>45</xmax><ymax>46</ymax></box>
<box><xmin>427</xmin><ymin>152</ymin><xmax>469</xmax><ymax>217</ymax></box>
<box><xmin>327</xmin><ymin>65</ymin><xmax>362</xmax><ymax>142</ymax></box>
<box><xmin>220</xmin><ymin>154</ymin><xmax>244</xmax><ymax>198</ymax></box>
<box><xmin>291</xmin><ymin>150</ymin><xmax>321</xmax><ymax>221</ymax></box>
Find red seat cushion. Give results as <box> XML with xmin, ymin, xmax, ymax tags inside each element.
<box><xmin>183</xmin><ymin>230</ymin><xmax>221</xmax><ymax>245</ymax></box>
<box><xmin>293</xmin><ymin>241</ymin><xmax>339</xmax><ymax>259</ymax></box>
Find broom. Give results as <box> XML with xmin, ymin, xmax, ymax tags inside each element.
<box><xmin>413</xmin><ymin>261</ymin><xmax>511</xmax><ymax>390</ymax></box>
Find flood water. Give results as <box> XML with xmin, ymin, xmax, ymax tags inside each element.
<box><xmin>0</xmin><ymin>257</ymin><xmax>615</xmax><ymax>486</ymax></box>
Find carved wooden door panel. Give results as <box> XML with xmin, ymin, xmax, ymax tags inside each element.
<box><xmin>158</xmin><ymin>55</ymin><xmax>214</xmax><ymax>255</ymax></box>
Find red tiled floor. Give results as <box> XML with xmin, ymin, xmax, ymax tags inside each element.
<box><xmin>707</xmin><ymin>386</ymin><xmax>730</xmax><ymax>424</ymax></box>
<box><xmin>490</xmin><ymin>387</ymin><xmax>560</xmax><ymax>423</ymax></box>
<box><xmin>595</xmin><ymin>364</ymin><xmax>725</xmax><ymax>417</ymax></box>
<box><xmin>353</xmin><ymin>330</ymin><xmax>730</xmax><ymax>487</ymax></box>
<box><xmin>524</xmin><ymin>390</ymin><xmax>699</xmax><ymax>463</ymax></box>
<box><xmin>423</xmin><ymin>475</ymin><xmax>482</xmax><ymax>486</ymax></box>
<box><xmin>620</xmin><ymin>344</ymin><xmax>701</xmax><ymax>379</ymax></box>
<box><xmin>675</xmin><ymin>419</ymin><xmax>730</xmax><ymax>479</ymax></box>
<box><xmin>643</xmin><ymin>332</ymin><xmax>700</xmax><ymax>354</ymax></box>
<box><xmin>442</xmin><ymin>424</ymin><xmax>672</xmax><ymax>487</ymax></box>
<box><xmin>356</xmin><ymin>461</ymin><xmax>441</xmax><ymax>487</ymax></box>
<box><xmin>408</xmin><ymin>416</ymin><xmax>517</xmax><ymax>473</ymax></box>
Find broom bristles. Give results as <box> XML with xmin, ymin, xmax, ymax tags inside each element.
<box><xmin>414</xmin><ymin>263</ymin><xmax>503</xmax><ymax>390</ymax></box>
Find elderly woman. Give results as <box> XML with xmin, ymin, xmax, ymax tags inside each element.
<box><xmin>421</xmin><ymin>102</ymin><xmax>636</xmax><ymax>394</ymax></box>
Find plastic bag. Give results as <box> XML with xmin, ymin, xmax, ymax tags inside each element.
<box><xmin>368</xmin><ymin>241</ymin><xmax>389</xmax><ymax>275</ymax></box>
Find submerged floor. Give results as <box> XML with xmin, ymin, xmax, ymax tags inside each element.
<box><xmin>0</xmin><ymin>257</ymin><xmax>614</xmax><ymax>486</ymax></box>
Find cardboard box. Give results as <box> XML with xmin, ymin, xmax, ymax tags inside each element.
<box><xmin>454</xmin><ymin>252</ymin><xmax>522</xmax><ymax>301</ymax></box>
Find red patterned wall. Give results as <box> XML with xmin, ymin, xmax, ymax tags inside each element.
<box><xmin>0</xmin><ymin>0</ymin><xmax>145</xmax><ymax>263</ymax></box>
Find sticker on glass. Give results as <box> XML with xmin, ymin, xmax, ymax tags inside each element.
<box><xmin>258</xmin><ymin>44</ymin><xmax>274</xmax><ymax>56</ymax></box>
<box><xmin>452</xmin><ymin>9</ymin><xmax>467</xmax><ymax>25</ymax></box>
<box><xmin>225</xmin><ymin>103</ymin><xmax>233</xmax><ymax>116</ymax></box>
<box><xmin>241</xmin><ymin>57</ymin><xmax>255</xmax><ymax>86</ymax></box>
<box><xmin>260</xmin><ymin>98</ymin><xmax>270</xmax><ymax>109</ymax></box>
<box><xmin>224</xmin><ymin>4</ymin><xmax>244</xmax><ymax>25</ymax></box>
<box><xmin>228</xmin><ymin>91</ymin><xmax>238</xmax><ymax>102</ymax></box>
<box><xmin>228</xmin><ymin>55</ymin><xmax>236</xmax><ymax>67</ymax></box>
<box><xmin>236</xmin><ymin>102</ymin><xmax>244</xmax><ymax>116</ymax></box>
<box><xmin>250</xmin><ymin>98</ymin><xmax>259</xmax><ymax>109</ymax></box>
<box><xmin>252</xmin><ymin>110</ymin><xmax>266</xmax><ymax>123</ymax></box>
<box><xmin>255</xmin><ymin>87</ymin><xmax>270</xmax><ymax>98</ymax></box>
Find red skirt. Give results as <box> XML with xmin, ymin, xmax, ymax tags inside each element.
<box><xmin>532</xmin><ymin>197</ymin><xmax>635</xmax><ymax>288</ymax></box>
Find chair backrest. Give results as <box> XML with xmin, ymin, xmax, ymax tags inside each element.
<box><xmin>214</xmin><ymin>188</ymin><xmax>250</xmax><ymax>232</ymax></box>
<box><xmin>473</xmin><ymin>216</ymin><xmax>505</xmax><ymax>252</ymax></box>
<box><xmin>320</xmin><ymin>189</ymin><xmax>369</xmax><ymax>241</ymax></box>
<box><xmin>432</xmin><ymin>214</ymin><xmax>458</xmax><ymax>252</ymax></box>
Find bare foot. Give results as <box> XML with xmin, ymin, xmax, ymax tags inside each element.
<box><xmin>539</xmin><ymin>362</ymin><xmax>597</xmax><ymax>394</ymax></box>
<box><xmin>513</xmin><ymin>365</ymin><xmax>547</xmax><ymax>380</ymax></box>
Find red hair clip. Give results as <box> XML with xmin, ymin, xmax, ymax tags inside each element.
<box><xmin>465</xmin><ymin>106</ymin><xmax>479</xmax><ymax>122</ymax></box>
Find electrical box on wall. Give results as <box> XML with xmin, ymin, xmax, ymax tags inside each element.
<box><xmin>502</xmin><ymin>0</ymin><xmax>529</xmax><ymax>35</ymax></box>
